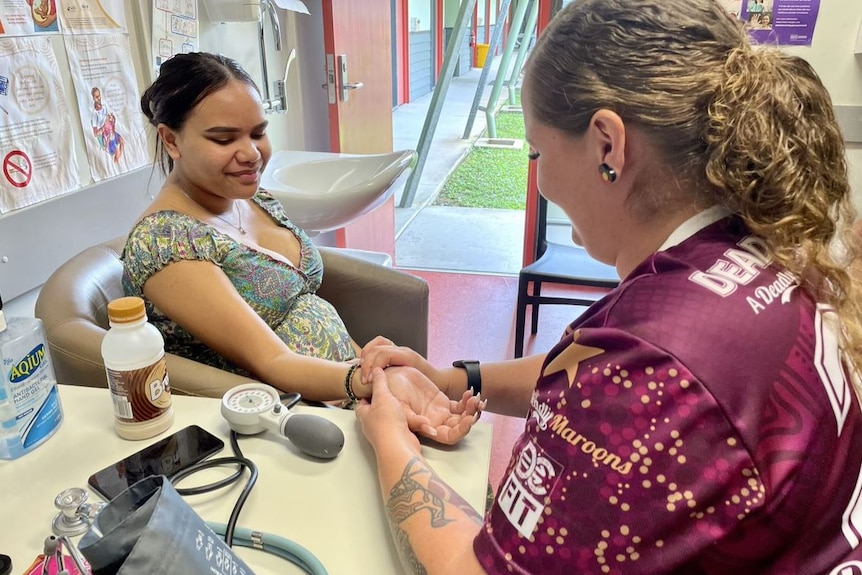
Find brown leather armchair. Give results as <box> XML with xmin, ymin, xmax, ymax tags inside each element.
<box><xmin>34</xmin><ymin>237</ymin><xmax>429</xmax><ymax>397</ymax></box>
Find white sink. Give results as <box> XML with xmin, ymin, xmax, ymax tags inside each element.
<box><xmin>261</xmin><ymin>149</ymin><xmax>417</xmax><ymax>233</ymax></box>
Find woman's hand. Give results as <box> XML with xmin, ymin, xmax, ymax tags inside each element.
<box><xmin>355</xmin><ymin>367</ymin><xmax>422</xmax><ymax>453</ymax></box>
<box><xmin>357</xmin><ymin>368</ymin><xmax>485</xmax><ymax>445</ymax></box>
<box><xmin>360</xmin><ymin>336</ymin><xmax>441</xmax><ymax>385</ymax></box>
<box><xmin>374</xmin><ymin>366</ymin><xmax>485</xmax><ymax>445</ymax></box>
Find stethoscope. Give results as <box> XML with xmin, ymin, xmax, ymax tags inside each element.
<box><xmin>48</xmin><ymin>383</ymin><xmax>341</xmax><ymax>574</ymax></box>
<box><xmin>48</xmin><ymin>487</ymin><xmax>103</xmax><ymax>573</ymax></box>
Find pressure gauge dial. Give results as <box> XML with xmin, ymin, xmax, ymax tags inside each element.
<box><xmin>221</xmin><ymin>383</ymin><xmax>282</xmax><ymax>434</ymax></box>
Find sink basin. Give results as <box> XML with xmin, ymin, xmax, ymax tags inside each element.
<box><xmin>261</xmin><ymin>149</ymin><xmax>417</xmax><ymax>232</ymax></box>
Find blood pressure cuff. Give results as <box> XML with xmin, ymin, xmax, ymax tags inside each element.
<box><xmin>77</xmin><ymin>475</ymin><xmax>254</xmax><ymax>575</ymax></box>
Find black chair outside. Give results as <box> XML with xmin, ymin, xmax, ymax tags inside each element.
<box><xmin>514</xmin><ymin>195</ymin><xmax>620</xmax><ymax>358</ymax></box>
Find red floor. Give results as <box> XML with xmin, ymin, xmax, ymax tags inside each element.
<box><xmin>403</xmin><ymin>268</ymin><xmax>605</xmax><ymax>492</ymax></box>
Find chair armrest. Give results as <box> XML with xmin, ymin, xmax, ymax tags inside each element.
<box><xmin>40</xmin><ymin>318</ymin><xmax>115</xmax><ymax>389</ymax></box>
<box><xmin>165</xmin><ymin>354</ymin><xmax>259</xmax><ymax>397</ymax></box>
<box><xmin>42</xmin><ymin>317</ymin><xmax>255</xmax><ymax>396</ymax></box>
<box><xmin>317</xmin><ymin>247</ymin><xmax>429</xmax><ymax>357</ymax></box>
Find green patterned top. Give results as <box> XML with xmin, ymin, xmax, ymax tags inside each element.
<box><xmin>122</xmin><ymin>190</ymin><xmax>355</xmax><ymax>375</ymax></box>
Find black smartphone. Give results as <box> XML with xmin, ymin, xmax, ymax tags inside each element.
<box><xmin>88</xmin><ymin>424</ymin><xmax>225</xmax><ymax>501</ymax></box>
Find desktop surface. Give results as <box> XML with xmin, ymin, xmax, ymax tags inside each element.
<box><xmin>0</xmin><ymin>384</ymin><xmax>493</xmax><ymax>574</ymax></box>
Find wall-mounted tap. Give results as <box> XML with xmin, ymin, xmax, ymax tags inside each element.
<box><xmin>259</xmin><ymin>0</ymin><xmax>286</xmax><ymax>113</ymax></box>
<box><xmin>261</xmin><ymin>0</ymin><xmax>281</xmax><ymax>51</ymax></box>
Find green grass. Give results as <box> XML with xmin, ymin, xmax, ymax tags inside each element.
<box><xmin>434</xmin><ymin>108</ymin><xmax>529</xmax><ymax>210</ymax></box>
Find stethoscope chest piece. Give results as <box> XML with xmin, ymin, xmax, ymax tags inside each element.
<box><xmin>52</xmin><ymin>487</ymin><xmax>104</xmax><ymax>537</ymax></box>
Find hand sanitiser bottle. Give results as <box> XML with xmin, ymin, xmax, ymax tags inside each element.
<box><xmin>101</xmin><ymin>296</ymin><xmax>173</xmax><ymax>440</ymax></box>
<box><xmin>0</xmin><ymin>293</ymin><xmax>64</xmax><ymax>460</ymax></box>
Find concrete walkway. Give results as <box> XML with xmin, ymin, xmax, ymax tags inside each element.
<box><xmin>391</xmin><ymin>64</ymin><xmax>530</xmax><ymax>275</ymax></box>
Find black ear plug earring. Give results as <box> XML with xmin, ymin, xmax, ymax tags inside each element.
<box><xmin>599</xmin><ymin>163</ymin><xmax>617</xmax><ymax>183</ymax></box>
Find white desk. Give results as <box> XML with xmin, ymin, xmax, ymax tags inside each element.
<box><xmin>0</xmin><ymin>385</ymin><xmax>493</xmax><ymax>574</ymax></box>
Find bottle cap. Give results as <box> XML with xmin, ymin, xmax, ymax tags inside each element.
<box><xmin>107</xmin><ymin>296</ymin><xmax>146</xmax><ymax>324</ymax></box>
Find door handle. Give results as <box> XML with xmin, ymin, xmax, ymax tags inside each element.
<box><xmin>336</xmin><ymin>54</ymin><xmax>364</xmax><ymax>102</ymax></box>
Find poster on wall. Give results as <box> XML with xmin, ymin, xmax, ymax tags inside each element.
<box><xmin>57</xmin><ymin>0</ymin><xmax>126</xmax><ymax>34</ymax></box>
<box><xmin>0</xmin><ymin>0</ymin><xmax>60</xmax><ymax>36</ymax></box>
<box><xmin>721</xmin><ymin>0</ymin><xmax>821</xmax><ymax>46</ymax></box>
<box><xmin>64</xmin><ymin>34</ymin><xmax>149</xmax><ymax>182</ymax></box>
<box><xmin>0</xmin><ymin>36</ymin><xmax>78</xmax><ymax>213</ymax></box>
<box><xmin>152</xmin><ymin>0</ymin><xmax>198</xmax><ymax>72</ymax></box>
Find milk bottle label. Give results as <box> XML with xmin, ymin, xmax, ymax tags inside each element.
<box><xmin>105</xmin><ymin>356</ymin><xmax>172</xmax><ymax>422</ymax></box>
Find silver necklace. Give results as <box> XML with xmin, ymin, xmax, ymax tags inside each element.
<box><xmin>178</xmin><ymin>188</ymin><xmax>246</xmax><ymax>234</ymax></box>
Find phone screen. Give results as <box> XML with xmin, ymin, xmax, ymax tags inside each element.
<box><xmin>88</xmin><ymin>424</ymin><xmax>225</xmax><ymax>501</ymax></box>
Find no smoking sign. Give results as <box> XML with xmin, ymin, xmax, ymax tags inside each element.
<box><xmin>4</xmin><ymin>149</ymin><xmax>32</xmax><ymax>188</ymax></box>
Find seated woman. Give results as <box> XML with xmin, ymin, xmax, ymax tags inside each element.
<box><xmin>124</xmin><ymin>52</ymin><xmax>365</xmax><ymax>403</ymax></box>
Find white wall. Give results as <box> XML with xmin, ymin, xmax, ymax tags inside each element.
<box><xmin>785</xmin><ymin>1</ymin><xmax>862</xmax><ymax>212</ymax></box>
<box><xmin>291</xmin><ymin>0</ymin><xmax>330</xmax><ymax>153</ymax></box>
<box><xmin>409</xmin><ymin>0</ymin><xmax>432</xmax><ymax>32</ymax></box>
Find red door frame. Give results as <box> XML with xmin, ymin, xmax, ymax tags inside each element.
<box><xmin>320</xmin><ymin>0</ymin><xmax>340</xmax><ymax>151</ymax></box>
<box><xmin>522</xmin><ymin>0</ymin><xmax>553</xmax><ymax>266</ymax></box>
<box><xmin>402</xmin><ymin>0</ymin><xmax>410</xmax><ymax>104</ymax></box>
<box><xmin>397</xmin><ymin>0</ymin><xmax>410</xmax><ymax>103</ymax></box>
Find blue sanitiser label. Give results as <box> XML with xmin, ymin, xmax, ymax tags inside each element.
<box><xmin>1</xmin><ymin>320</ymin><xmax>63</xmax><ymax>458</ymax></box>
<box><xmin>22</xmin><ymin>384</ymin><xmax>62</xmax><ymax>447</ymax></box>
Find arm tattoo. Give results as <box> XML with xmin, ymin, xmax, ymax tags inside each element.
<box><xmin>392</xmin><ymin>526</ymin><xmax>428</xmax><ymax>575</ymax></box>
<box><xmin>385</xmin><ymin>457</ymin><xmax>484</xmax><ymax>575</ymax></box>
<box><xmin>388</xmin><ymin>457</ymin><xmax>454</xmax><ymax>527</ymax></box>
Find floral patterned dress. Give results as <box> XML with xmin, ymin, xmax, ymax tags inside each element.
<box><xmin>122</xmin><ymin>190</ymin><xmax>355</xmax><ymax>375</ymax></box>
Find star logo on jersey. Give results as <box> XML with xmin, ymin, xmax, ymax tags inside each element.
<box><xmin>542</xmin><ymin>330</ymin><xmax>604</xmax><ymax>387</ymax></box>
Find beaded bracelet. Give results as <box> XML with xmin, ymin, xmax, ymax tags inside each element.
<box><xmin>344</xmin><ymin>363</ymin><xmax>360</xmax><ymax>402</ymax></box>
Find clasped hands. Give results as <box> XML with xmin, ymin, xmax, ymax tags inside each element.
<box><xmin>354</xmin><ymin>337</ymin><xmax>485</xmax><ymax>448</ymax></box>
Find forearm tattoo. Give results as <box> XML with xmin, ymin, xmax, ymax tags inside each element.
<box><xmin>386</xmin><ymin>457</ymin><xmax>483</xmax><ymax>574</ymax></box>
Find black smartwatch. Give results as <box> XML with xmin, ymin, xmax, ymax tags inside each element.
<box><xmin>452</xmin><ymin>360</ymin><xmax>481</xmax><ymax>395</ymax></box>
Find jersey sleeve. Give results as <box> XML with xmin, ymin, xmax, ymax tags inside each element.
<box><xmin>474</xmin><ymin>326</ymin><xmax>764</xmax><ymax>575</ymax></box>
<box><xmin>122</xmin><ymin>212</ymin><xmax>225</xmax><ymax>296</ymax></box>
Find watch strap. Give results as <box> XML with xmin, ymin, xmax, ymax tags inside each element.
<box><xmin>452</xmin><ymin>360</ymin><xmax>481</xmax><ymax>395</ymax></box>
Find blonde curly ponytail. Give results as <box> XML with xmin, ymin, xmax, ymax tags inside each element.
<box><xmin>704</xmin><ymin>45</ymin><xmax>862</xmax><ymax>381</ymax></box>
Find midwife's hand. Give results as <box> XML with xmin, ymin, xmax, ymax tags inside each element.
<box><xmin>356</xmin><ymin>367</ymin><xmax>420</xmax><ymax>453</ymax></box>
<box><xmin>384</xmin><ymin>366</ymin><xmax>486</xmax><ymax>446</ymax></box>
<box><xmin>360</xmin><ymin>335</ymin><xmax>436</xmax><ymax>383</ymax></box>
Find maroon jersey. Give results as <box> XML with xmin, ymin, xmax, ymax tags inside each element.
<box><xmin>475</xmin><ymin>216</ymin><xmax>862</xmax><ymax>574</ymax></box>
